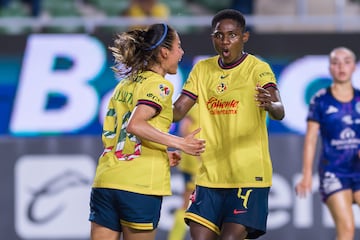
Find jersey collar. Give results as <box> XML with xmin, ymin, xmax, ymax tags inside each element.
<box><xmin>218</xmin><ymin>52</ymin><xmax>248</xmax><ymax>69</ymax></box>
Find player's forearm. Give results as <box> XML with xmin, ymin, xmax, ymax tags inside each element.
<box><xmin>127</xmin><ymin>120</ymin><xmax>183</xmax><ymax>149</ymax></box>
<box><xmin>302</xmin><ymin>154</ymin><xmax>315</xmax><ymax>178</ymax></box>
<box><xmin>267</xmin><ymin>101</ymin><xmax>285</xmax><ymax>120</ymax></box>
<box><xmin>301</xmin><ymin>134</ymin><xmax>317</xmax><ymax>177</ymax></box>
<box><xmin>173</xmin><ymin>105</ymin><xmax>186</xmax><ymax>122</ymax></box>
<box><xmin>173</xmin><ymin>94</ymin><xmax>196</xmax><ymax>122</ymax></box>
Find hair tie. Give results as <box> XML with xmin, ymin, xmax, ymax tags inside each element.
<box><xmin>146</xmin><ymin>24</ymin><xmax>168</xmax><ymax>50</ymax></box>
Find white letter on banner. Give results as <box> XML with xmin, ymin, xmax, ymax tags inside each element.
<box><xmin>267</xmin><ymin>174</ymin><xmax>292</xmax><ymax>229</ymax></box>
<box><xmin>10</xmin><ymin>34</ymin><xmax>105</xmax><ymax>134</ymax></box>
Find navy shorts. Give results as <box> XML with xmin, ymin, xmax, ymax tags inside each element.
<box><xmin>89</xmin><ymin>188</ymin><xmax>162</xmax><ymax>232</ymax></box>
<box><xmin>319</xmin><ymin>171</ymin><xmax>360</xmax><ymax>202</ymax></box>
<box><xmin>185</xmin><ymin>186</ymin><xmax>270</xmax><ymax>239</ymax></box>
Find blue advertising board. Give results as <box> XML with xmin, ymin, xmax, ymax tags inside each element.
<box><xmin>1</xmin><ymin>33</ymin><xmax>359</xmax><ymax>137</ymax></box>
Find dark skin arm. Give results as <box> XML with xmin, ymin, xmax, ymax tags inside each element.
<box><xmin>173</xmin><ymin>95</ymin><xmax>196</xmax><ymax>122</ymax></box>
<box><xmin>256</xmin><ymin>86</ymin><xmax>285</xmax><ymax>120</ymax></box>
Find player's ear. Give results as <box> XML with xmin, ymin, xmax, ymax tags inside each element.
<box><xmin>160</xmin><ymin>47</ymin><xmax>169</xmax><ymax>59</ymax></box>
<box><xmin>242</xmin><ymin>31</ymin><xmax>250</xmax><ymax>43</ymax></box>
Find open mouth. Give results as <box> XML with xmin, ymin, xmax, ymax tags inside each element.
<box><xmin>222</xmin><ymin>49</ymin><xmax>230</xmax><ymax>57</ymax></box>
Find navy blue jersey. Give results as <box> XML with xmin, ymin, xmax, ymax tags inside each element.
<box><xmin>307</xmin><ymin>87</ymin><xmax>360</xmax><ymax>177</ymax></box>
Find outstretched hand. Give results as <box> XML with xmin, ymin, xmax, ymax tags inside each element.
<box><xmin>255</xmin><ymin>85</ymin><xmax>272</xmax><ymax>111</ymax></box>
<box><xmin>182</xmin><ymin>128</ymin><xmax>206</xmax><ymax>156</ymax></box>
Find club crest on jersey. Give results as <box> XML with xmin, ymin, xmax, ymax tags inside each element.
<box><xmin>216</xmin><ymin>81</ymin><xmax>228</xmax><ymax>94</ymax></box>
<box><xmin>159</xmin><ymin>84</ymin><xmax>171</xmax><ymax>97</ymax></box>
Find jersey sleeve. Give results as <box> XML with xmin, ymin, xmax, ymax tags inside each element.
<box><xmin>255</xmin><ymin>61</ymin><xmax>277</xmax><ymax>89</ymax></box>
<box><xmin>182</xmin><ymin>62</ymin><xmax>200</xmax><ymax>101</ymax></box>
<box><xmin>135</xmin><ymin>77</ymin><xmax>174</xmax><ymax>114</ymax></box>
<box><xmin>307</xmin><ymin>89</ymin><xmax>325</xmax><ymax>123</ymax></box>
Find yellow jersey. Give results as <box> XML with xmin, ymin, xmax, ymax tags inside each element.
<box><xmin>182</xmin><ymin>54</ymin><xmax>276</xmax><ymax>188</ymax></box>
<box><xmin>92</xmin><ymin>71</ymin><xmax>174</xmax><ymax>196</ymax></box>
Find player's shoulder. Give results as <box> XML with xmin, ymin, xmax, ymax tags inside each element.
<box><xmin>140</xmin><ymin>71</ymin><xmax>166</xmax><ymax>83</ymax></box>
<box><xmin>135</xmin><ymin>71</ymin><xmax>173</xmax><ymax>93</ymax></box>
<box><xmin>195</xmin><ymin>55</ymin><xmax>218</xmax><ymax>66</ymax></box>
<box><xmin>315</xmin><ymin>88</ymin><xmax>329</xmax><ymax>97</ymax></box>
<box><xmin>190</xmin><ymin>56</ymin><xmax>219</xmax><ymax>74</ymax></box>
<box><xmin>245</xmin><ymin>53</ymin><xmax>270</xmax><ymax>65</ymax></box>
<box><xmin>310</xmin><ymin>87</ymin><xmax>329</xmax><ymax>104</ymax></box>
<box><xmin>242</xmin><ymin>54</ymin><xmax>272</xmax><ymax>73</ymax></box>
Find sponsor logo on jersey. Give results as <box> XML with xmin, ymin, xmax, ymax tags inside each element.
<box><xmin>233</xmin><ymin>209</ymin><xmax>247</xmax><ymax>214</ymax></box>
<box><xmin>220</xmin><ymin>74</ymin><xmax>229</xmax><ymax>79</ymax></box>
<box><xmin>206</xmin><ymin>97</ymin><xmax>239</xmax><ymax>115</ymax></box>
<box><xmin>325</xmin><ymin>105</ymin><xmax>338</xmax><ymax>114</ymax></box>
<box><xmin>342</xmin><ymin>115</ymin><xmax>353</xmax><ymax>125</ymax></box>
<box><xmin>159</xmin><ymin>84</ymin><xmax>171</xmax><ymax>97</ymax></box>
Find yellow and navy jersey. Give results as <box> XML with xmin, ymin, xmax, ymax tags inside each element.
<box><xmin>177</xmin><ymin>104</ymin><xmax>200</xmax><ymax>176</ymax></box>
<box><xmin>92</xmin><ymin>71</ymin><xmax>174</xmax><ymax>196</ymax></box>
<box><xmin>182</xmin><ymin>53</ymin><xmax>277</xmax><ymax>188</ymax></box>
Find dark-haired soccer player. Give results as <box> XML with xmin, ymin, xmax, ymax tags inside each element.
<box><xmin>173</xmin><ymin>9</ymin><xmax>285</xmax><ymax>240</ymax></box>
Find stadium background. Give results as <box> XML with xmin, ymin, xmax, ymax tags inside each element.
<box><xmin>1</xmin><ymin>0</ymin><xmax>360</xmax><ymax>239</ymax></box>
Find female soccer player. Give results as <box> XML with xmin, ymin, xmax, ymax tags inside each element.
<box><xmin>296</xmin><ymin>47</ymin><xmax>360</xmax><ymax>240</ymax></box>
<box><xmin>173</xmin><ymin>9</ymin><xmax>284</xmax><ymax>240</ymax></box>
<box><xmin>88</xmin><ymin>23</ymin><xmax>206</xmax><ymax>240</ymax></box>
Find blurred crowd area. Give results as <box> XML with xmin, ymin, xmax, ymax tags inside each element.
<box><xmin>2</xmin><ymin>0</ymin><xmax>248</xmax><ymax>18</ymax></box>
<box><xmin>0</xmin><ymin>0</ymin><xmax>360</xmax><ymax>34</ymax></box>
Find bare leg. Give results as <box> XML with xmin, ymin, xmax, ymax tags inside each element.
<box><xmin>220</xmin><ymin>222</ymin><xmax>247</xmax><ymax>240</ymax></box>
<box><xmin>91</xmin><ymin>222</ymin><xmax>121</xmax><ymax>240</ymax></box>
<box><xmin>326</xmin><ymin>190</ymin><xmax>355</xmax><ymax>240</ymax></box>
<box><xmin>353</xmin><ymin>190</ymin><xmax>360</xmax><ymax>205</ymax></box>
<box><xmin>122</xmin><ymin>225</ymin><xmax>157</xmax><ymax>240</ymax></box>
<box><xmin>189</xmin><ymin>221</ymin><xmax>218</xmax><ymax>240</ymax></box>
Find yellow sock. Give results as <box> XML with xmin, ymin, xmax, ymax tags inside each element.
<box><xmin>167</xmin><ymin>209</ymin><xmax>187</xmax><ymax>240</ymax></box>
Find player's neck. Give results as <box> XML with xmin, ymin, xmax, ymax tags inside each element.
<box><xmin>331</xmin><ymin>83</ymin><xmax>354</xmax><ymax>102</ymax></box>
<box><xmin>148</xmin><ymin>64</ymin><xmax>165</xmax><ymax>77</ymax></box>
